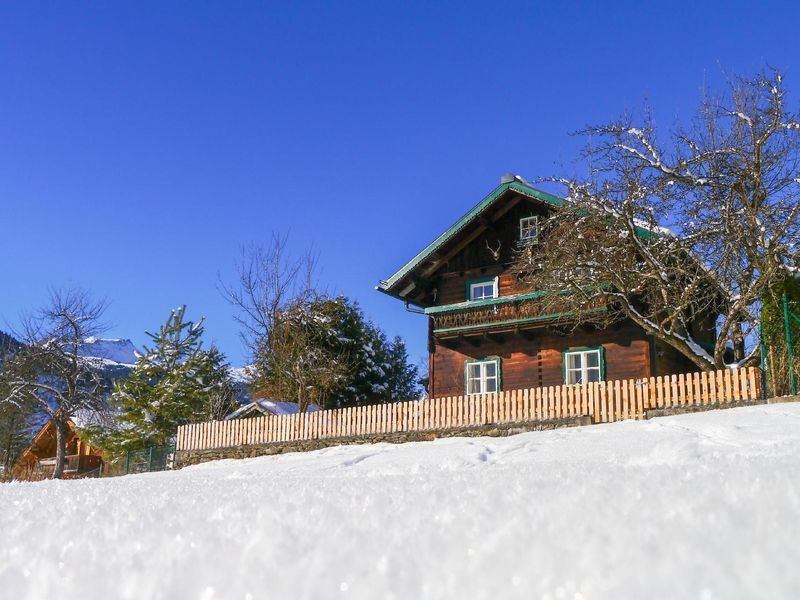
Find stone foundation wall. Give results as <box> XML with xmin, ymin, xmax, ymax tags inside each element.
<box><xmin>644</xmin><ymin>399</ymin><xmax>764</xmax><ymax>419</ymax></box>
<box><xmin>175</xmin><ymin>416</ymin><xmax>592</xmax><ymax>468</ymax></box>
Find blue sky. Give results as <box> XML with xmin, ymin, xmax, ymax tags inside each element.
<box><xmin>1</xmin><ymin>2</ymin><xmax>798</xmax><ymax>367</ymax></box>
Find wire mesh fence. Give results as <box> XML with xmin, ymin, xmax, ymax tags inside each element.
<box><xmin>762</xmin><ymin>293</ymin><xmax>799</xmax><ymax>398</ymax></box>
<box><xmin>124</xmin><ymin>443</ymin><xmax>176</xmax><ymax>475</ymax></box>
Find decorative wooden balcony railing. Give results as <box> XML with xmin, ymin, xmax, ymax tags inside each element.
<box><xmin>27</xmin><ymin>454</ymin><xmax>103</xmax><ymax>480</ymax></box>
<box><xmin>431</xmin><ymin>295</ymin><xmax>606</xmax><ymax>334</ymax></box>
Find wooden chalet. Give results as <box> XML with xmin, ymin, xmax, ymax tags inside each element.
<box><xmin>377</xmin><ymin>175</ymin><xmax>714</xmax><ymax>399</ymax></box>
<box><xmin>12</xmin><ymin>418</ymin><xmax>104</xmax><ymax>481</ymax></box>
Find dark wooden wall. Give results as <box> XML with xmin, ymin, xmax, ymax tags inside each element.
<box><xmin>430</xmin><ymin>320</ymin><xmax>653</xmax><ymax>398</ymax></box>
<box><xmin>432</xmin><ymin>199</ymin><xmax>543</xmax><ymax>304</ymax></box>
<box><xmin>419</xmin><ymin>194</ymin><xmax>717</xmax><ymax>397</ymax></box>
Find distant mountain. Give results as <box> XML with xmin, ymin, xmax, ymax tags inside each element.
<box><xmin>2</xmin><ymin>330</ymin><xmax>252</xmax><ymax>410</ymax></box>
<box><xmin>228</xmin><ymin>365</ymin><xmax>254</xmax><ymax>404</ymax></box>
<box><xmin>79</xmin><ymin>338</ymin><xmax>138</xmax><ymax>365</ymax></box>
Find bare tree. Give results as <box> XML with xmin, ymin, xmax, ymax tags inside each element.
<box><xmin>514</xmin><ymin>69</ymin><xmax>800</xmax><ymax>370</ymax></box>
<box><xmin>220</xmin><ymin>234</ymin><xmax>347</xmax><ymax>410</ymax></box>
<box><xmin>219</xmin><ymin>234</ymin><xmax>318</xmax><ymax>358</ymax></box>
<box><xmin>0</xmin><ymin>288</ymin><xmax>110</xmax><ymax>479</ymax></box>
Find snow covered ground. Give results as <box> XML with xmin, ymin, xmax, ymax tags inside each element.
<box><xmin>2</xmin><ymin>404</ymin><xmax>799</xmax><ymax>600</ymax></box>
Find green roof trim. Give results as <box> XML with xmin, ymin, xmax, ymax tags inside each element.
<box><xmin>425</xmin><ymin>290</ymin><xmax>548</xmax><ymax>314</ymax></box>
<box><xmin>376</xmin><ymin>178</ymin><xmax>665</xmax><ymax>303</ymax></box>
<box><xmin>432</xmin><ymin>307</ymin><xmax>608</xmax><ymax>334</ymax></box>
<box><xmin>377</xmin><ymin>180</ymin><xmax>564</xmax><ymax>293</ymax></box>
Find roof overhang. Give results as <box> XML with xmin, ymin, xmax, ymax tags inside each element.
<box><xmin>376</xmin><ymin>179</ymin><xmax>565</xmax><ymax>305</ymax></box>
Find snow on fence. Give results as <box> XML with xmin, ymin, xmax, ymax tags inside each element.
<box><xmin>176</xmin><ymin>367</ymin><xmax>761</xmax><ymax>452</ymax></box>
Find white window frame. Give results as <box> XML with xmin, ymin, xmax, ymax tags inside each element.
<box><xmin>519</xmin><ymin>216</ymin><xmax>539</xmax><ymax>244</ymax></box>
<box><xmin>564</xmin><ymin>348</ymin><xmax>603</xmax><ymax>385</ymax></box>
<box><xmin>465</xmin><ymin>358</ymin><xmax>501</xmax><ymax>395</ymax></box>
<box><xmin>468</xmin><ymin>278</ymin><xmax>498</xmax><ymax>302</ymax></box>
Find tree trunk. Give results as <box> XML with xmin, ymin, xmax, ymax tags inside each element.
<box><xmin>2</xmin><ymin>412</ymin><xmax>19</xmax><ymax>479</ymax></box>
<box><xmin>52</xmin><ymin>418</ymin><xmax>67</xmax><ymax>480</ymax></box>
<box><xmin>733</xmin><ymin>320</ymin><xmax>745</xmax><ymax>363</ymax></box>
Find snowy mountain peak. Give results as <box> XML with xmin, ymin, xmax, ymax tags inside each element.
<box><xmin>79</xmin><ymin>338</ymin><xmax>138</xmax><ymax>365</ymax></box>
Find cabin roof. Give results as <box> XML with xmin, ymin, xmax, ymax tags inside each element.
<box><xmin>224</xmin><ymin>399</ymin><xmax>320</xmax><ymax>420</ymax></box>
<box><xmin>376</xmin><ymin>175</ymin><xmax>670</xmax><ymax>308</ymax></box>
<box><xmin>15</xmin><ymin>418</ymin><xmax>83</xmax><ymax>466</ymax></box>
<box><xmin>376</xmin><ymin>177</ymin><xmax>564</xmax><ymax>305</ymax></box>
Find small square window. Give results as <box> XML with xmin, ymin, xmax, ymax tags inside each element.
<box><xmin>519</xmin><ymin>216</ymin><xmax>539</xmax><ymax>244</ymax></box>
<box><xmin>468</xmin><ymin>279</ymin><xmax>497</xmax><ymax>301</ymax></box>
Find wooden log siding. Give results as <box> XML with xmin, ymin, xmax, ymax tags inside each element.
<box><xmin>176</xmin><ymin>367</ymin><xmax>761</xmax><ymax>452</ymax></box>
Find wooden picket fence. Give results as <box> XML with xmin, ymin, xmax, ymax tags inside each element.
<box><xmin>176</xmin><ymin>367</ymin><xmax>761</xmax><ymax>452</ymax></box>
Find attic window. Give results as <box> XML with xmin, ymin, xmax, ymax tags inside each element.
<box><xmin>519</xmin><ymin>216</ymin><xmax>539</xmax><ymax>244</ymax></box>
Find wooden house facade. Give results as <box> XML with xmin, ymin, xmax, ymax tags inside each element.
<box><xmin>377</xmin><ymin>176</ymin><xmax>712</xmax><ymax>399</ymax></box>
<box><xmin>12</xmin><ymin>419</ymin><xmax>104</xmax><ymax>481</ymax></box>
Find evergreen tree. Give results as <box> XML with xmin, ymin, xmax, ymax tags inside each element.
<box><xmin>100</xmin><ymin>307</ymin><xmax>234</xmax><ymax>453</ymax></box>
<box><xmin>249</xmin><ymin>294</ymin><xmax>420</xmax><ymax>409</ymax></box>
<box><xmin>252</xmin><ymin>296</ymin><xmax>349</xmax><ymax>411</ymax></box>
<box><xmin>0</xmin><ymin>335</ymin><xmax>37</xmax><ymax>478</ymax></box>
<box><xmin>381</xmin><ymin>336</ymin><xmax>420</xmax><ymax>403</ymax></box>
<box><xmin>307</xmin><ymin>296</ymin><xmax>420</xmax><ymax>407</ymax></box>
<box><xmin>762</xmin><ymin>277</ymin><xmax>800</xmax><ymax>396</ymax></box>
<box><xmin>0</xmin><ymin>375</ymin><xmax>42</xmax><ymax>479</ymax></box>
<box><xmin>313</xmin><ymin>296</ymin><xmax>378</xmax><ymax>407</ymax></box>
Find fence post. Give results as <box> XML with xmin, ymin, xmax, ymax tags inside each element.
<box><xmin>148</xmin><ymin>446</ymin><xmax>154</xmax><ymax>472</ymax></box>
<box><xmin>124</xmin><ymin>450</ymin><xmax>130</xmax><ymax>475</ymax></box>
<box><xmin>784</xmin><ymin>293</ymin><xmax>797</xmax><ymax>395</ymax></box>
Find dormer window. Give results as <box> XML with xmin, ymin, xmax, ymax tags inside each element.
<box><xmin>467</xmin><ymin>277</ymin><xmax>498</xmax><ymax>301</ymax></box>
<box><xmin>519</xmin><ymin>216</ymin><xmax>539</xmax><ymax>244</ymax></box>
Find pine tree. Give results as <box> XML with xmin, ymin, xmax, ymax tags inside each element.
<box><xmin>0</xmin><ymin>384</ymin><xmax>42</xmax><ymax>479</ymax></box>
<box><xmin>381</xmin><ymin>336</ymin><xmax>420</xmax><ymax>402</ymax></box>
<box><xmin>101</xmin><ymin>307</ymin><xmax>234</xmax><ymax>453</ymax></box>
<box><xmin>0</xmin><ymin>335</ymin><xmax>38</xmax><ymax>478</ymax></box>
<box><xmin>252</xmin><ymin>296</ymin><xmax>349</xmax><ymax>412</ymax></box>
<box><xmin>307</xmin><ymin>296</ymin><xmax>420</xmax><ymax>407</ymax></box>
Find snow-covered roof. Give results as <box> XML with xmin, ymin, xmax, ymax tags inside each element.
<box><xmin>224</xmin><ymin>399</ymin><xmax>320</xmax><ymax>420</ymax></box>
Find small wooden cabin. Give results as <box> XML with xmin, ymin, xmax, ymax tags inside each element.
<box><xmin>13</xmin><ymin>419</ymin><xmax>104</xmax><ymax>481</ymax></box>
<box><xmin>377</xmin><ymin>176</ymin><xmax>714</xmax><ymax>399</ymax></box>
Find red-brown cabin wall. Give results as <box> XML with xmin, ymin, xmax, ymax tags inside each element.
<box><xmin>430</xmin><ymin>320</ymin><xmax>653</xmax><ymax>398</ymax></box>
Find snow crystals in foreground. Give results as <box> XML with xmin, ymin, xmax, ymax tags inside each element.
<box><xmin>2</xmin><ymin>404</ymin><xmax>800</xmax><ymax>600</ymax></box>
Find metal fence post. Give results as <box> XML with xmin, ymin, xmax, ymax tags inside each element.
<box><xmin>784</xmin><ymin>293</ymin><xmax>797</xmax><ymax>395</ymax></box>
<box><xmin>124</xmin><ymin>450</ymin><xmax>130</xmax><ymax>475</ymax></box>
<box><xmin>148</xmin><ymin>446</ymin><xmax>154</xmax><ymax>472</ymax></box>
<box><xmin>760</xmin><ymin>320</ymin><xmax>769</xmax><ymax>399</ymax></box>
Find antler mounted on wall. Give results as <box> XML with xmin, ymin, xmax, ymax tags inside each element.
<box><xmin>486</xmin><ymin>239</ymin><xmax>502</xmax><ymax>262</ymax></box>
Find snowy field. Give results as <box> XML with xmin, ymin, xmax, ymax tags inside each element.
<box><xmin>2</xmin><ymin>404</ymin><xmax>800</xmax><ymax>600</ymax></box>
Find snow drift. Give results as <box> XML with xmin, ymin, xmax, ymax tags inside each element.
<box><xmin>1</xmin><ymin>404</ymin><xmax>799</xmax><ymax>600</ymax></box>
